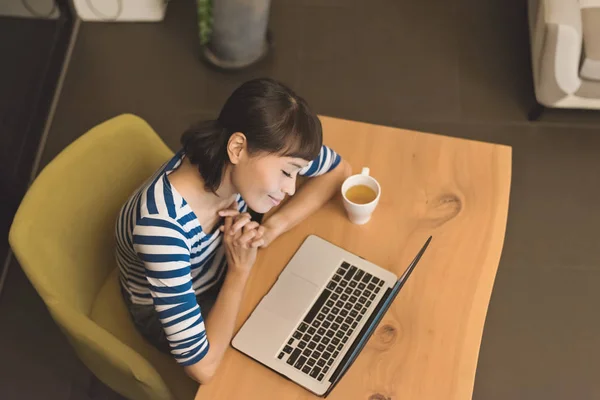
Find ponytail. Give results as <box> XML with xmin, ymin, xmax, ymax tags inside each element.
<box><xmin>180</xmin><ymin>119</ymin><xmax>230</xmax><ymax>193</ymax></box>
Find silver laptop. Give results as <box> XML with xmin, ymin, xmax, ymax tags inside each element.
<box><xmin>232</xmin><ymin>234</ymin><xmax>431</xmax><ymax>396</ymax></box>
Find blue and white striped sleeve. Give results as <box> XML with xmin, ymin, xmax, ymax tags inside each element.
<box><xmin>299</xmin><ymin>145</ymin><xmax>341</xmax><ymax>178</ymax></box>
<box><xmin>133</xmin><ymin>215</ymin><xmax>209</xmax><ymax>366</ymax></box>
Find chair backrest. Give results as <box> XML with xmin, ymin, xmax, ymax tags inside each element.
<box><xmin>9</xmin><ymin>114</ymin><xmax>175</xmax><ymax>399</ymax></box>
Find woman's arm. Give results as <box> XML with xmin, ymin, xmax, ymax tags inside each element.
<box><xmin>261</xmin><ymin>158</ymin><xmax>352</xmax><ymax>246</ymax></box>
<box><xmin>184</xmin><ymin>269</ymin><xmax>249</xmax><ymax>383</ymax></box>
<box><xmin>184</xmin><ymin>211</ymin><xmax>262</xmax><ymax>383</ymax></box>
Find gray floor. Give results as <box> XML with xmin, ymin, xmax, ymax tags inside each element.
<box><xmin>3</xmin><ymin>0</ymin><xmax>600</xmax><ymax>399</ymax></box>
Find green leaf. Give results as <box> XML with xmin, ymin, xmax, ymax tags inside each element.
<box><xmin>196</xmin><ymin>0</ymin><xmax>213</xmax><ymax>45</ymax></box>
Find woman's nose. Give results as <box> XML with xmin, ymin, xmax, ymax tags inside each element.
<box><xmin>282</xmin><ymin>178</ymin><xmax>296</xmax><ymax>196</ymax></box>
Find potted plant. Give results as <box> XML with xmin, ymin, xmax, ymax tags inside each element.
<box><xmin>197</xmin><ymin>0</ymin><xmax>271</xmax><ymax>69</ymax></box>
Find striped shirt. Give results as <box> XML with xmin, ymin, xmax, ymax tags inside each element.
<box><xmin>115</xmin><ymin>145</ymin><xmax>341</xmax><ymax>366</ymax></box>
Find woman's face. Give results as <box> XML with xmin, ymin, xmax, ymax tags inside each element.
<box><xmin>231</xmin><ymin>152</ymin><xmax>310</xmax><ymax>214</ymax></box>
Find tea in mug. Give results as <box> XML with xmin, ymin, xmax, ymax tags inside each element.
<box><xmin>345</xmin><ymin>184</ymin><xmax>377</xmax><ymax>204</ymax></box>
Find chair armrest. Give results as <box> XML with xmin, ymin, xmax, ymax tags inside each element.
<box><xmin>530</xmin><ymin>0</ymin><xmax>583</xmax><ymax>104</ymax></box>
<box><xmin>543</xmin><ymin>0</ymin><xmax>581</xmax><ymax>27</ymax></box>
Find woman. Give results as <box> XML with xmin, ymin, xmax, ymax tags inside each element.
<box><xmin>115</xmin><ymin>78</ymin><xmax>351</xmax><ymax>384</ymax></box>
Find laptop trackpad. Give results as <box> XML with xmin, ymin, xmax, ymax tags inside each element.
<box><xmin>262</xmin><ymin>274</ymin><xmax>319</xmax><ymax>323</ymax></box>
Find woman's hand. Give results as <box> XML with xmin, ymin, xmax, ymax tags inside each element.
<box><xmin>257</xmin><ymin>214</ymin><xmax>288</xmax><ymax>248</ymax></box>
<box><xmin>219</xmin><ymin>212</ymin><xmax>284</xmax><ymax>249</ymax></box>
<box><xmin>218</xmin><ymin>208</ymin><xmax>286</xmax><ymax>249</ymax></box>
<box><xmin>219</xmin><ymin>206</ymin><xmax>264</xmax><ymax>276</ymax></box>
<box><xmin>219</xmin><ymin>205</ymin><xmax>267</xmax><ymax>248</ymax></box>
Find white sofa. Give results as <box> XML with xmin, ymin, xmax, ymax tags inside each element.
<box><xmin>528</xmin><ymin>0</ymin><xmax>600</xmax><ymax>118</ymax></box>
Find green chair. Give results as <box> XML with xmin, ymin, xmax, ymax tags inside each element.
<box><xmin>9</xmin><ymin>114</ymin><xmax>198</xmax><ymax>400</ymax></box>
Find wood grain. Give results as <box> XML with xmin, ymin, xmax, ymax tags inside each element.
<box><xmin>196</xmin><ymin>116</ymin><xmax>512</xmax><ymax>400</ymax></box>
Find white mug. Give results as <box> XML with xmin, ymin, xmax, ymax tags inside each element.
<box><xmin>341</xmin><ymin>167</ymin><xmax>381</xmax><ymax>225</ymax></box>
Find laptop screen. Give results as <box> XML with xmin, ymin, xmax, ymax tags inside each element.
<box><xmin>324</xmin><ymin>236</ymin><xmax>432</xmax><ymax>396</ymax></box>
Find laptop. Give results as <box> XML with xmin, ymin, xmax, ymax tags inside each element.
<box><xmin>232</xmin><ymin>234</ymin><xmax>432</xmax><ymax>396</ymax></box>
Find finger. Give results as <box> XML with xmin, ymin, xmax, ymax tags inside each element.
<box><xmin>252</xmin><ymin>230</ymin><xmax>264</xmax><ymax>241</ymax></box>
<box><xmin>231</xmin><ymin>217</ymin><xmax>251</xmax><ymax>235</ymax></box>
<box><xmin>231</xmin><ymin>219</ymin><xmax>243</xmax><ymax>239</ymax></box>
<box><xmin>242</xmin><ymin>221</ymin><xmax>260</xmax><ymax>233</ymax></box>
<box><xmin>218</xmin><ymin>209</ymin><xmax>240</xmax><ymax>217</ymax></box>
<box><xmin>251</xmin><ymin>239</ymin><xmax>265</xmax><ymax>248</ymax></box>
<box><xmin>224</xmin><ymin>216</ymin><xmax>233</xmax><ymax>233</ymax></box>
<box><xmin>231</xmin><ymin>214</ymin><xmax>252</xmax><ymax>234</ymax></box>
<box><xmin>232</xmin><ymin>212</ymin><xmax>251</xmax><ymax>222</ymax></box>
<box><xmin>255</xmin><ymin>225</ymin><xmax>266</xmax><ymax>238</ymax></box>
<box><xmin>237</xmin><ymin>229</ymin><xmax>257</xmax><ymax>246</ymax></box>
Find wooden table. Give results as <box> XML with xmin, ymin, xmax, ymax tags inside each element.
<box><xmin>196</xmin><ymin>116</ymin><xmax>512</xmax><ymax>400</ymax></box>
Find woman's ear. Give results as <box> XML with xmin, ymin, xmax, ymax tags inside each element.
<box><xmin>227</xmin><ymin>132</ymin><xmax>247</xmax><ymax>165</ymax></box>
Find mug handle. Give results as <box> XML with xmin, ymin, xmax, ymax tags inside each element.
<box><xmin>361</xmin><ymin>167</ymin><xmax>370</xmax><ymax>176</ymax></box>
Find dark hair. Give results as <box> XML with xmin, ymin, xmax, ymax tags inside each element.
<box><xmin>181</xmin><ymin>78</ymin><xmax>322</xmax><ymax>193</ymax></box>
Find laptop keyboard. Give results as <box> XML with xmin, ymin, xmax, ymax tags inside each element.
<box><xmin>277</xmin><ymin>261</ymin><xmax>384</xmax><ymax>382</ymax></box>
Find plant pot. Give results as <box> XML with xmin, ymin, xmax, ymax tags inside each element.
<box><xmin>199</xmin><ymin>0</ymin><xmax>271</xmax><ymax>70</ymax></box>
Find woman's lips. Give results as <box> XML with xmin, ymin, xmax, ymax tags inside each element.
<box><xmin>268</xmin><ymin>195</ymin><xmax>282</xmax><ymax>206</ymax></box>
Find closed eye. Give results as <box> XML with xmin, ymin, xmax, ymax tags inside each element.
<box><xmin>282</xmin><ymin>170</ymin><xmax>292</xmax><ymax>178</ymax></box>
